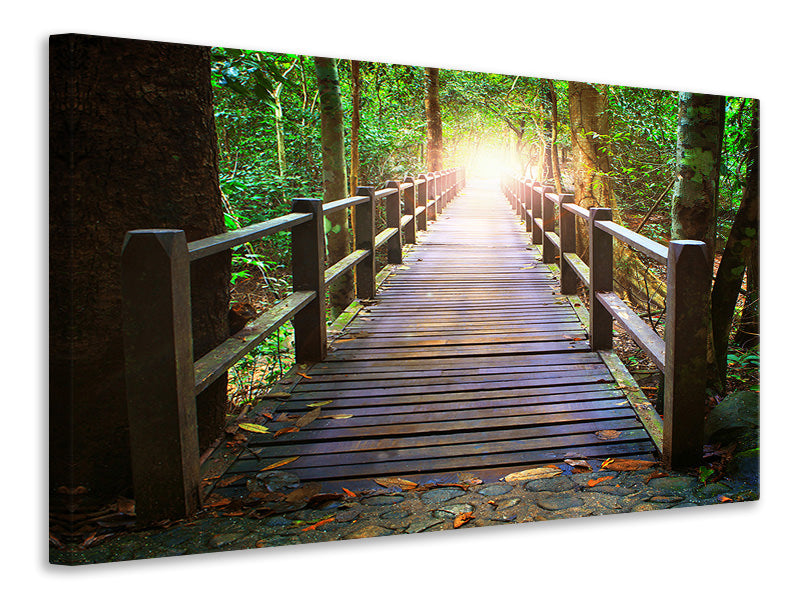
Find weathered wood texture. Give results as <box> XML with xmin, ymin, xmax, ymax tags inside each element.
<box><xmin>220</xmin><ymin>180</ymin><xmax>656</xmax><ymax>488</ymax></box>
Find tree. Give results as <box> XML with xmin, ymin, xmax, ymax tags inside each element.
<box><xmin>567</xmin><ymin>81</ymin><xmax>667</xmax><ymax>309</ymax></box>
<box><xmin>50</xmin><ymin>34</ymin><xmax>229</xmax><ymax>503</ymax></box>
<box><xmin>711</xmin><ymin>99</ymin><xmax>759</xmax><ymax>383</ymax></box>
<box><xmin>545</xmin><ymin>79</ymin><xmax>563</xmax><ymax>193</ymax></box>
<box><xmin>314</xmin><ymin>57</ymin><xmax>353</xmax><ymax>316</ymax></box>
<box><xmin>350</xmin><ymin>59</ymin><xmax>361</xmax><ymax>195</ymax></box>
<box><xmin>425</xmin><ymin>67</ymin><xmax>444</xmax><ymax>171</ymax></box>
<box><xmin>671</xmin><ymin>92</ymin><xmax>725</xmax><ymax>249</ymax></box>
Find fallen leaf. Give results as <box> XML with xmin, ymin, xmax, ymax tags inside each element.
<box><xmin>217</xmin><ymin>474</ymin><xmax>244</xmax><ymax>488</ymax></box>
<box><xmin>601</xmin><ymin>459</ymin><xmax>658</xmax><ymax>471</ymax></box>
<box><xmin>335</xmin><ymin>338</ymin><xmax>355</xmax><ymax>343</ymax></box>
<box><xmin>503</xmin><ymin>465</ymin><xmax>562</xmax><ymax>483</ymax></box>
<box><xmin>116</xmin><ymin>497</ymin><xmax>136</xmax><ymax>516</ymax></box>
<box><xmin>260</xmin><ymin>456</ymin><xmax>299</xmax><ymax>471</ymax></box>
<box><xmin>564</xmin><ymin>459</ymin><xmax>592</xmax><ymax>473</ymax></box>
<box><xmin>374</xmin><ymin>477</ymin><xmax>418</xmax><ymax>491</ymax></box>
<box><xmin>238</xmin><ymin>423</ymin><xmax>269</xmax><ymax>434</ymax></box>
<box><xmin>719</xmin><ymin>496</ymin><xmax>733</xmax><ymax>503</ymax></box>
<box><xmin>342</xmin><ymin>488</ymin><xmax>357</xmax><ymax>497</ymax></box>
<box><xmin>644</xmin><ymin>471</ymin><xmax>669</xmax><ymax>484</ymax></box>
<box><xmin>322</xmin><ymin>414</ymin><xmax>353</xmax><ymax>420</ymax></box>
<box><xmin>601</xmin><ymin>458</ymin><xmax>615</xmax><ymax>469</ymax></box>
<box><xmin>261</xmin><ymin>411</ymin><xmax>274</xmax><ymax>420</ymax></box>
<box><xmin>306</xmin><ymin>400</ymin><xmax>333</xmax><ymax>407</ymax></box>
<box><xmin>595</xmin><ymin>429</ymin><xmax>621</xmax><ymax>440</ymax></box>
<box><xmin>587</xmin><ymin>476</ymin><xmax>614</xmax><ymax>487</ymax></box>
<box><xmin>298</xmin><ymin>372</ymin><xmax>312</xmax><ymax>379</ymax></box>
<box><xmin>274</xmin><ymin>413</ymin><xmax>293</xmax><ymax>422</ymax></box>
<box><xmin>453</xmin><ymin>512</ymin><xmax>474</xmax><ymax>528</ymax></box>
<box><xmin>273</xmin><ymin>426</ymin><xmax>300</xmax><ymax>438</ymax></box>
<box><xmin>295</xmin><ymin>407</ymin><xmax>321</xmax><ymax>428</ymax></box>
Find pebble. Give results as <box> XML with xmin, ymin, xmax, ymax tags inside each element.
<box><xmin>432</xmin><ymin>503</ymin><xmax>474</xmax><ymax>519</ymax></box>
<box><xmin>536</xmin><ymin>495</ymin><xmax>585</xmax><ymax>511</ymax></box>
<box><xmin>648</xmin><ymin>476</ymin><xmax>698</xmax><ymax>493</ymax></box>
<box><xmin>525</xmin><ymin>477</ymin><xmax>576</xmax><ymax>493</ymax></box>
<box><xmin>406</xmin><ymin>518</ymin><xmax>445</xmax><ymax>534</ymax></box>
<box><xmin>478</xmin><ymin>483</ymin><xmax>513</xmax><ymax>496</ymax></box>
<box><xmin>361</xmin><ymin>494</ymin><xmax>404</xmax><ymax>506</ymax></box>
<box><xmin>344</xmin><ymin>525</ymin><xmax>394</xmax><ymax>540</ymax></box>
<box><xmin>420</xmin><ymin>488</ymin><xmax>466</xmax><ymax>504</ymax></box>
<box><xmin>495</xmin><ymin>498</ymin><xmax>521</xmax><ymax>511</ymax></box>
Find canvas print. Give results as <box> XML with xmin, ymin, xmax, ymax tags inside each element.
<box><xmin>49</xmin><ymin>33</ymin><xmax>759</xmax><ymax>565</ymax></box>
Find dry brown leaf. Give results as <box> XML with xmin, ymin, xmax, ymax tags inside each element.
<box><xmin>217</xmin><ymin>474</ymin><xmax>244</xmax><ymax>488</ymax></box>
<box><xmin>601</xmin><ymin>459</ymin><xmax>658</xmax><ymax>472</ymax></box>
<box><xmin>273</xmin><ymin>426</ymin><xmax>300</xmax><ymax>438</ymax></box>
<box><xmin>564</xmin><ymin>459</ymin><xmax>592</xmax><ymax>473</ymax></box>
<box><xmin>503</xmin><ymin>465</ymin><xmax>562</xmax><ymax>483</ymax></box>
<box><xmin>644</xmin><ymin>471</ymin><xmax>669</xmax><ymax>484</ymax></box>
<box><xmin>595</xmin><ymin>429</ymin><xmax>621</xmax><ymax>440</ymax></box>
<box><xmin>295</xmin><ymin>407</ymin><xmax>321</xmax><ymax>428</ymax></box>
<box><xmin>274</xmin><ymin>413</ymin><xmax>293</xmax><ymax>422</ymax></box>
<box><xmin>260</xmin><ymin>456</ymin><xmax>299</xmax><ymax>471</ymax></box>
<box><xmin>374</xmin><ymin>477</ymin><xmax>418</xmax><ymax>491</ymax></box>
<box><xmin>301</xmin><ymin>517</ymin><xmax>335</xmax><ymax>532</ymax></box>
<box><xmin>586</xmin><ymin>476</ymin><xmax>614</xmax><ymax>487</ymax></box>
<box><xmin>453</xmin><ymin>512</ymin><xmax>474</xmax><ymax>528</ymax></box>
<box><xmin>342</xmin><ymin>488</ymin><xmax>357</xmax><ymax>497</ymax></box>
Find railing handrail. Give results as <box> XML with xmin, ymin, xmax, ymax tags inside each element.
<box><xmin>121</xmin><ymin>166</ymin><xmax>466</xmax><ymax>522</ymax></box>
<box><xmin>502</xmin><ymin>173</ymin><xmax>711</xmax><ymax>471</ymax></box>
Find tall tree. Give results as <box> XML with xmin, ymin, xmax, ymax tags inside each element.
<box><xmin>671</xmin><ymin>92</ymin><xmax>725</xmax><ymax>249</ymax></box>
<box><xmin>314</xmin><ymin>57</ymin><xmax>353</xmax><ymax>316</ymax></box>
<box><xmin>546</xmin><ymin>79</ymin><xmax>564</xmax><ymax>194</ymax></box>
<box><xmin>710</xmin><ymin>100</ymin><xmax>759</xmax><ymax>384</ymax></box>
<box><xmin>50</xmin><ymin>34</ymin><xmax>229</xmax><ymax>503</ymax></box>
<box><xmin>350</xmin><ymin>59</ymin><xmax>361</xmax><ymax>195</ymax></box>
<box><xmin>568</xmin><ymin>81</ymin><xmax>667</xmax><ymax>309</ymax></box>
<box><xmin>425</xmin><ymin>67</ymin><xmax>444</xmax><ymax>171</ymax></box>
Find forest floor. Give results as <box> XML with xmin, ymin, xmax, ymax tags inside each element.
<box><xmin>50</xmin><ymin>456</ymin><xmax>758</xmax><ymax>566</ymax></box>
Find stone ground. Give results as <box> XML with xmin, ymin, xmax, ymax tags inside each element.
<box><xmin>50</xmin><ymin>459</ymin><xmax>758</xmax><ymax>566</ymax></box>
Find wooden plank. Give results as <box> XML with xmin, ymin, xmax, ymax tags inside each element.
<box><xmin>187</xmin><ymin>212</ymin><xmax>311</xmax><ymax>261</ymax></box>
<box><xmin>322</xmin><ymin>194</ymin><xmax>370</xmax><ymax>216</ymax></box>
<box><xmin>193</xmin><ymin>291</ymin><xmax>315</xmax><ymax>394</ymax></box>
<box><xmin>594</xmin><ymin>219</ymin><xmax>669</xmax><ymax>265</ymax></box>
<box><xmin>374</xmin><ymin>227</ymin><xmax>398</xmax><ymax>249</ymax></box>
<box><xmin>596</xmin><ymin>291</ymin><xmax>666</xmax><ymax>371</ymax></box>
<box><xmin>324</xmin><ymin>248</ymin><xmax>370</xmax><ymax>287</ymax></box>
<box><xmin>563</xmin><ymin>252</ymin><xmax>590</xmax><ymax>287</ymax></box>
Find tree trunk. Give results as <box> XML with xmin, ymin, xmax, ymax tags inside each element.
<box><xmin>671</xmin><ymin>92</ymin><xmax>725</xmax><ymax>249</ymax></box>
<box><xmin>425</xmin><ymin>67</ymin><xmax>444</xmax><ymax>171</ymax></box>
<box><xmin>711</xmin><ymin>100</ymin><xmax>759</xmax><ymax>383</ymax></box>
<box><xmin>49</xmin><ymin>34</ymin><xmax>229</xmax><ymax>503</ymax></box>
<box><xmin>546</xmin><ymin>79</ymin><xmax>563</xmax><ymax>194</ymax></box>
<box><xmin>314</xmin><ymin>57</ymin><xmax>353</xmax><ymax>317</ymax></box>
<box><xmin>567</xmin><ymin>80</ymin><xmax>667</xmax><ymax>309</ymax></box>
<box><xmin>350</xmin><ymin>59</ymin><xmax>361</xmax><ymax>196</ymax></box>
<box><xmin>734</xmin><ymin>237</ymin><xmax>759</xmax><ymax>348</ymax></box>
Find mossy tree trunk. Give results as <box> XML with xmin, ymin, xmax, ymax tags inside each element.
<box><xmin>568</xmin><ymin>81</ymin><xmax>667</xmax><ymax>310</ymax></box>
<box><xmin>671</xmin><ymin>92</ymin><xmax>725</xmax><ymax>249</ymax></box>
<box><xmin>314</xmin><ymin>57</ymin><xmax>353</xmax><ymax>317</ymax></box>
<box><xmin>350</xmin><ymin>59</ymin><xmax>361</xmax><ymax>196</ymax></box>
<box><xmin>49</xmin><ymin>34</ymin><xmax>229</xmax><ymax>503</ymax></box>
<box><xmin>425</xmin><ymin>67</ymin><xmax>444</xmax><ymax>172</ymax></box>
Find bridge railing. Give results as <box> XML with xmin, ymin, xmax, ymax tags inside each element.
<box><xmin>121</xmin><ymin>167</ymin><xmax>465</xmax><ymax>522</ymax></box>
<box><xmin>501</xmin><ymin>175</ymin><xmax>711</xmax><ymax>470</ymax></box>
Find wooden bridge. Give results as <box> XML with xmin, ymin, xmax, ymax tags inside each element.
<box><xmin>121</xmin><ymin>169</ymin><xmax>711</xmax><ymax>522</ymax></box>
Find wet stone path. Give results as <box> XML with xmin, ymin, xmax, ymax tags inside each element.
<box><xmin>50</xmin><ymin>460</ymin><xmax>758</xmax><ymax>565</ymax></box>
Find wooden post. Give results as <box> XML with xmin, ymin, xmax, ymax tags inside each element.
<box><xmin>386</xmin><ymin>181</ymin><xmax>403</xmax><ymax>263</ymax></box>
<box><xmin>542</xmin><ymin>185</ymin><xmax>556</xmax><ymax>264</ymax></box>
<box><xmin>355</xmin><ymin>186</ymin><xmax>376</xmax><ymax>299</ymax></box>
<box><xmin>401</xmin><ymin>177</ymin><xmax>417</xmax><ymax>244</ymax></box>
<box><xmin>589</xmin><ymin>207</ymin><xmax>614</xmax><ymax>350</ymax></box>
<box><xmin>291</xmin><ymin>198</ymin><xmax>326</xmax><ymax>363</ymax></box>
<box><xmin>663</xmin><ymin>240</ymin><xmax>711</xmax><ymax>468</ymax></box>
<box><xmin>407</xmin><ymin>175</ymin><xmax>426</xmax><ymax>232</ymax></box>
<box><xmin>421</xmin><ymin>174</ymin><xmax>435</xmax><ymax>221</ymax></box>
<box><xmin>121</xmin><ymin>229</ymin><xmax>200</xmax><ymax>522</ymax></box>
<box><xmin>523</xmin><ymin>179</ymin><xmax>533</xmax><ymax>232</ymax></box>
<box><xmin>435</xmin><ymin>171</ymin><xmax>443</xmax><ymax>212</ymax></box>
<box><xmin>531</xmin><ymin>183</ymin><xmax>543</xmax><ymax>245</ymax></box>
<box><xmin>428</xmin><ymin>172</ymin><xmax>438</xmax><ymax>215</ymax></box>
<box><xmin>559</xmin><ymin>194</ymin><xmax>578</xmax><ymax>294</ymax></box>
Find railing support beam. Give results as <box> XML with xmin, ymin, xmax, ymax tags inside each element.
<box><xmin>663</xmin><ymin>240</ymin><xmax>711</xmax><ymax>468</ymax></box>
<box><xmin>291</xmin><ymin>198</ymin><xmax>326</xmax><ymax>364</ymax></box>
<box><xmin>589</xmin><ymin>207</ymin><xmax>614</xmax><ymax>350</ymax></box>
<box><xmin>355</xmin><ymin>186</ymin><xmax>376</xmax><ymax>299</ymax></box>
<box><xmin>121</xmin><ymin>229</ymin><xmax>200</xmax><ymax>523</ymax></box>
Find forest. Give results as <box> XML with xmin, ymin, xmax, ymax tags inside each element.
<box><xmin>209</xmin><ymin>48</ymin><xmax>759</xmax><ymax>411</ymax></box>
<box><xmin>49</xmin><ymin>35</ymin><xmax>759</xmax><ymax>562</ymax></box>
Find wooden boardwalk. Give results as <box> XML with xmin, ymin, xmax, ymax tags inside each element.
<box><xmin>223</xmin><ymin>180</ymin><xmax>657</xmax><ymax>490</ymax></box>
